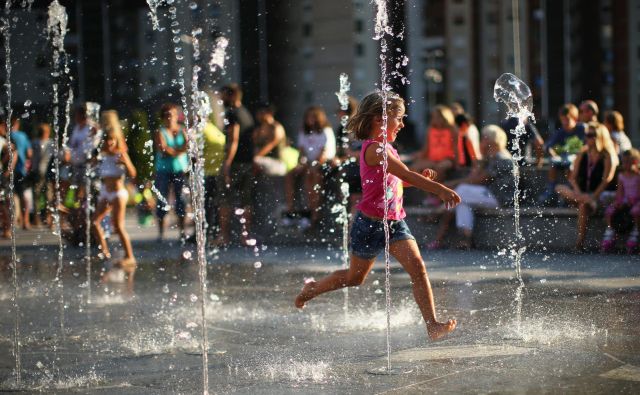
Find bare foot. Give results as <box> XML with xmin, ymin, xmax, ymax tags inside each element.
<box><xmin>294</xmin><ymin>280</ymin><xmax>317</xmax><ymax>309</ymax></box>
<box><xmin>427</xmin><ymin>319</ymin><xmax>457</xmax><ymax>341</ymax></box>
<box><xmin>117</xmin><ymin>257</ymin><xmax>137</xmax><ymax>275</ymax></box>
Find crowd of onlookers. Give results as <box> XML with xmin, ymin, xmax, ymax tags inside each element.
<box><xmin>0</xmin><ymin>84</ymin><xmax>638</xmax><ymax>255</ymax></box>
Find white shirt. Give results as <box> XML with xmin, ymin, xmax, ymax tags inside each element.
<box><xmin>69</xmin><ymin>124</ymin><xmax>102</xmax><ymax>165</ymax></box>
<box><xmin>611</xmin><ymin>130</ymin><xmax>632</xmax><ymax>155</ymax></box>
<box><xmin>297</xmin><ymin>127</ymin><xmax>336</xmax><ymax>162</ymax></box>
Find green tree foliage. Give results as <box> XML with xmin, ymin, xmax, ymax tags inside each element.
<box><xmin>125</xmin><ymin>109</ymin><xmax>154</xmax><ymax>183</ymax></box>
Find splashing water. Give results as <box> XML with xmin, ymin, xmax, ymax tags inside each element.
<box><xmin>187</xmin><ymin>27</ymin><xmax>213</xmax><ymax>395</ymax></box>
<box><xmin>145</xmin><ymin>0</ymin><xmax>164</xmax><ymax>32</ymax></box>
<box><xmin>85</xmin><ymin>102</ymin><xmax>101</xmax><ymax>304</ymax></box>
<box><xmin>373</xmin><ymin>0</ymin><xmax>394</xmax><ymax>373</ymax></box>
<box><xmin>209</xmin><ymin>36</ymin><xmax>229</xmax><ymax>74</ymax></box>
<box><xmin>2</xmin><ymin>0</ymin><xmax>20</xmax><ymax>386</ymax></box>
<box><xmin>47</xmin><ymin>0</ymin><xmax>70</xmax><ymax>343</ymax></box>
<box><xmin>335</xmin><ymin>73</ymin><xmax>351</xmax><ymax>316</ymax></box>
<box><xmin>493</xmin><ymin>73</ymin><xmax>535</xmax><ymax>336</ymax></box>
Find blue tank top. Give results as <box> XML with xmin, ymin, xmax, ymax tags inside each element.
<box><xmin>155</xmin><ymin>127</ymin><xmax>189</xmax><ymax>174</ymax></box>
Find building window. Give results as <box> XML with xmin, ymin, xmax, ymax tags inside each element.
<box><xmin>355</xmin><ymin>43</ymin><xmax>364</xmax><ymax>56</ymax></box>
<box><xmin>355</xmin><ymin>19</ymin><xmax>363</xmax><ymax>33</ymax></box>
<box><xmin>453</xmin><ymin>15</ymin><xmax>464</xmax><ymax>25</ymax></box>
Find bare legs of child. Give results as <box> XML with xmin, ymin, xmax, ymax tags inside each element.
<box><xmin>92</xmin><ymin>195</ymin><xmax>137</xmax><ymax>286</ymax></box>
<box><xmin>295</xmin><ymin>239</ymin><xmax>456</xmax><ymax>341</ymax></box>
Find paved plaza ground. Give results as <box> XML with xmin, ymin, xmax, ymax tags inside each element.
<box><xmin>0</xmin><ymin>229</ymin><xmax>639</xmax><ymax>394</ymax></box>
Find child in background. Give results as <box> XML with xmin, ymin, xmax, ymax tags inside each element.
<box><xmin>295</xmin><ymin>91</ymin><xmax>460</xmax><ymax>341</ymax></box>
<box><xmin>601</xmin><ymin>149</ymin><xmax>640</xmax><ymax>253</ymax></box>
<box><xmin>537</xmin><ymin>104</ymin><xmax>585</xmax><ymax>206</ymax></box>
<box><xmin>92</xmin><ymin>112</ymin><xmax>137</xmax><ymax>280</ymax></box>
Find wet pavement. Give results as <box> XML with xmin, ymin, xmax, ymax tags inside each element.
<box><xmin>0</xmin><ymin>246</ymin><xmax>639</xmax><ymax>394</ymax></box>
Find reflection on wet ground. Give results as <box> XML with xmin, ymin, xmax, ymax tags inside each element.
<box><xmin>0</xmin><ymin>247</ymin><xmax>639</xmax><ymax>393</ymax></box>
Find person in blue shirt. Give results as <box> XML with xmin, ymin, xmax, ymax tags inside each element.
<box><xmin>9</xmin><ymin>116</ymin><xmax>33</xmax><ymax>229</ymax></box>
<box><xmin>537</xmin><ymin>104</ymin><xmax>586</xmax><ymax>206</ymax></box>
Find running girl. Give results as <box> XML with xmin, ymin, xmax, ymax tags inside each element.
<box><xmin>92</xmin><ymin>111</ymin><xmax>137</xmax><ymax>278</ymax></box>
<box><xmin>295</xmin><ymin>91</ymin><xmax>461</xmax><ymax>341</ymax></box>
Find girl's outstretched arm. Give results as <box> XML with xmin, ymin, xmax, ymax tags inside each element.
<box><xmin>364</xmin><ymin>143</ymin><xmax>460</xmax><ymax>207</ymax></box>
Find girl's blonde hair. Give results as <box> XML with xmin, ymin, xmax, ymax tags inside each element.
<box><xmin>346</xmin><ymin>91</ymin><xmax>405</xmax><ymax>140</ymax></box>
<box><xmin>430</xmin><ymin>105</ymin><xmax>455</xmax><ymax>129</ymax></box>
<box><xmin>101</xmin><ymin>110</ymin><xmax>127</xmax><ymax>153</ymax></box>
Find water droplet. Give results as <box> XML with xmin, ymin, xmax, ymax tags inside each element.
<box><xmin>190</xmin><ymin>294</ymin><xmax>198</xmax><ymax>302</ymax></box>
<box><xmin>254</xmin><ymin>261</ymin><xmax>262</xmax><ymax>269</ymax></box>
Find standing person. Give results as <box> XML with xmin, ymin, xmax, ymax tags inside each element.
<box><xmin>92</xmin><ymin>112</ymin><xmax>137</xmax><ymax>282</ymax></box>
<box><xmin>537</xmin><ymin>104</ymin><xmax>586</xmax><ymax>205</ymax></box>
<box><xmin>603</xmin><ymin>110</ymin><xmax>632</xmax><ymax>156</ymax></box>
<box><xmin>601</xmin><ymin>149</ymin><xmax>640</xmax><ymax>253</ymax></box>
<box><xmin>30</xmin><ymin>123</ymin><xmax>54</xmax><ymax>226</ymax></box>
<box><xmin>213</xmin><ymin>84</ymin><xmax>255</xmax><ymax>247</ymax></box>
<box><xmin>202</xmin><ymin>113</ymin><xmax>225</xmax><ymax>243</ymax></box>
<box><xmin>284</xmin><ymin>106</ymin><xmax>336</xmax><ymax>230</ymax></box>
<box><xmin>555</xmin><ymin>122</ymin><xmax>618</xmax><ymax>251</ymax></box>
<box><xmin>9</xmin><ymin>116</ymin><xmax>33</xmax><ymax>229</ymax></box>
<box><xmin>0</xmin><ymin>115</ymin><xmax>16</xmax><ymax>238</ymax></box>
<box><xmin>428</xmin><ymin>125</ymin><xmax>515</xmax><ymax>250</ymax></box>
<box><xmin>252</xmin><ymin>104</ymin><xmax>286</xmax><ymax>177</ymax></box>
<box><xmin>154</xmin><ymin>103</ymin><xmax>189</xmax><ymax>241</ymax></box>
<box><xmin>411</xmin><ymin>105</ymin><xmax>457</xmax><ymax>182</ymax></box>
<box><xmin>68</xmin><ymin>103</ymin><xmax>101</xmax><ymax>202</ymax></box>
<box><xmin>295</xmin><ymin>91</ymin><xmax>460</xmax><ymax>341</ymax></box>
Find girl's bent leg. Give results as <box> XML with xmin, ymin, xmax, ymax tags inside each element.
<box><xmin>92</xmin><ymin>199</ymin><xmax>112</xmax><ymax>259</ymax></box>
<box><xmin>295</xmin><ymin>254</ymin><xmax>375</xmax><ymax>308</ymax></box>
<box><xmin>389</xmin><ymin>239</ymin><xmax>456</xmax><ymax>340</ymax></box>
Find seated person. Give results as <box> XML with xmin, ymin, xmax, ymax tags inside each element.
<box><xmin>411</xmin><ymin>105</ymin><xmax>457</xmax><ymax>182</ymax></box>
<box><xmin>285</xmin><ymin>106</ymin><xmax>336</xmax><ymax>229</ymax></box>
<box><xmin>537</xmin><ymin>104</ymin><xmax>585</xmax><ymax>205</ymax></box>
<box><xmin>455</xmin><ymin>113</ymin><xmax>482</xmax><ymax>171</ymax></box>
<box><xmin>555</xmin><ymin>122</ymin><xmax>618</xmax><ymax>251</ymax></box>
<box><xmin>428</xmin><ymin>125</ymin><xmax>514</xmax><ymax>249</ymax></box>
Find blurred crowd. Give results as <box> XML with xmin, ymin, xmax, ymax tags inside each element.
<box><xmin>0</xmin><ymin>85</ymin><xmax>638</xmax><ymax>255</ymax></box>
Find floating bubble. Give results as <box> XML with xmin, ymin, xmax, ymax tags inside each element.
<box><xmin>182</xmin><ymin>251</ymin><xmax>192</xmax><ymax>260</ymax></box>
<box><xmin>235</xmin><ymin>208</ymin><xmax>245</xmax><ymax>215</ymax></box>
<box><xmin>254</xmin><ymin>261</ymin><xmax>262</xmax><ymax>269</ymax></box>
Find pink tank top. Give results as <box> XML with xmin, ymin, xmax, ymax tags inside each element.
<box><xmin>618</xmin><ymin>173</ymin><xmax>640</xmax><ymax>205</ymax></box>
<box><xmin>356</xmin><ymin>140</ymin><xmax>406</xmax><ymax>220</ymax></box>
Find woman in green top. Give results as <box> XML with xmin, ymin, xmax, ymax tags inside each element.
<box><xmin>154</xmin><ymin>103</ymin><xmax>189</xmax><ymax>241</ymax></box>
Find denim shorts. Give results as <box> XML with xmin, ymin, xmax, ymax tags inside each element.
<box><xmin>349</xmin><ymin>211</ymin><xmax>415</xmax><ymax>259</ymax></box>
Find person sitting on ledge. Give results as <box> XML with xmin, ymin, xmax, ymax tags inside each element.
<box><xmin>428</xmin><ymin>125</ymin><xmax>515</xmax><ymax>250</ymax></box>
